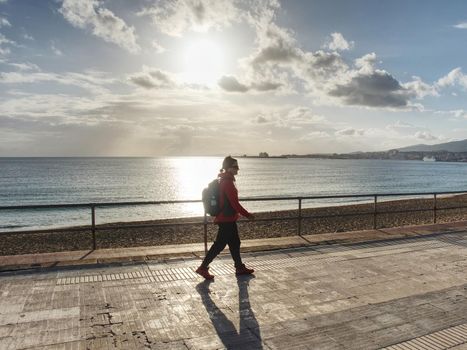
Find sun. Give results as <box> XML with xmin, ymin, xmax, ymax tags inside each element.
<box><xmin>182</xmin><ymin>38</ymin><xmax>225</xmax><ymax>86</ymax></box>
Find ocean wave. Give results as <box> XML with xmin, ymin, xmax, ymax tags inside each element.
<box><xmin>0</xmin><ymin>225</ymin><xmax>26</xmax><ymax>229</ymax></box>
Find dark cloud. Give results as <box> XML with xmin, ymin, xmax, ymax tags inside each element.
<box><xmin>252</xmin><ymin>45</ymin><xmax>301</xmax><ymax>65</ymax></box>
<box><xmin>251</xmin><ymin>25</ymin><xmax>301</xmax><ymax>66</ymax></box>
<box><xmin>129</xmin><ymin>76</ymin><xmax>158</xmax><ymax>89</ymax></box>
<box><xmin>309</xmin><ymin>51</ymin><xmax>343</xmax><ymax>70</ymax></box>
<box><xmin>129</xmin><ymin>69</ymin><xmax>175</xmax><ymax>89</ymax></box>
<box><xmin>256</xmin><ymin>115</ymin><xmax>269</xmax><ymax>123</ymax></box>
<box><xmin>218</xmin><ymin>75</ymin><xmax>249</xmax><ymax>92</ymax></box>
<box><xmin>190</xmin><ymin>1</ymin><xmax>206</xmax><ymax>24</ymax></box>
<box><xmin>329</xmin><ymin>70</ymin><xmax>410</xmax><ymax>108</ymax></box>
<box><xmin>301</xmin><ymin>51</ymin><xmax>348</xmax><ymax>81</ymax></box>
<box><xmin>251</xmin><ymin>81</ymin><xmax>282</xmax><ymax>91</ymax></box>
<box><xmin>218</xmin><ymin>75</ymin><xmax>283</xmax><ymax>93</ymax></box>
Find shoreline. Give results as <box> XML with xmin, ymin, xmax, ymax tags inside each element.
<box><xmin>1</xmin><ymin>194</ymin><xmax>467</xmax><ymax>255</ymax></box>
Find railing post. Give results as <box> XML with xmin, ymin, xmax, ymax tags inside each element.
<box><xmin>433</xmin><ymin>193</ymin><xmax>437</xmax><ymax>224</ymax></box>
<box><xmin>373</xmin><ymin>195</ymin><xmax>378</xmax><ymax>229</ymax></box>
<box><xmin>203</xmin><ymin>212</ymin><xmax>208</xmax><ymax>255</ymax></box>
<box><xmin>91</xmin><ymin>205</ymin><xmax>96</xmax><ymax>250</ymax></box>
<box><xmin>298</xmin><ymin>198</ymin><xmax>302</xmax><ymax>236</ymax></box>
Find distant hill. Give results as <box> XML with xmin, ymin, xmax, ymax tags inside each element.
<box><xmin>396</xmin><ymin>139</ymin><xmax>467</xmax><ymax>152</ymax></box>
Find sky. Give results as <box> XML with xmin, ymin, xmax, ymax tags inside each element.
<box><xmin>1</xmin><ymin>0</ymin><xmax>467</xmax><ymax>156</ymax></box>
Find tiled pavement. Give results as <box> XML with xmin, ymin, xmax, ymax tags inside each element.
<box><xmin>1</xmin><ymin>230</ymin><xmax>467</xmax><ymax>349</ymax></box>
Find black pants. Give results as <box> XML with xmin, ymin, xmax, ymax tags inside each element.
<box><xmin>202</xmin><ymin>222</ymin><xmax>243</xmax><ymax>268</ymax></box>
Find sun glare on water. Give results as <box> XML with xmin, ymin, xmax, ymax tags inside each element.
<box><xmin>171</xmin><ymin>157</ymin><xmax>221</xmax><ymax>216</ymax></box>
<box><xmin>182</xmin><ymin>38</ymin><xmax>226</xmax><ymax>86</ymax></box>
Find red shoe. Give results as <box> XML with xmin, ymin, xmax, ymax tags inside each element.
<box><xmin>196</xmin><ymin>266</ymin><xmax>214</xmax><ymax>280</ymax></box>
<box><xmin>236</xmin><ymin>264</ymin><xmax>254</xmax><ymax>276</ymax></box>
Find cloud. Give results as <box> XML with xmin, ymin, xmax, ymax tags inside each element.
<box><xmin>434</xmin><ymin>109</ymin><xmax>467</xmax><ymax>120</ymax></box>
<box><xmin>128</xmin><ymin>67</ymin><xmax>177</xmax><ymax>89</ymax></box>
<box><xmin>152</xmin><ymin>41</ymin><xmax>166</xmax><ymax>53</ymax></box>
<box><xmin>355</xmin><ymin>52</ymin><xmax>377</xmax><ymax>74</ymax></box>
<box><xmin>59</xmin><ymin>0</ymin><xmax>140</xmax><ymax>53</ymax></box>
<box><xmin>387</xmin><ymin>120</ymin><xmax>416</xmax><ymax>131</ymax></box>
<box><xmin>304</xmin><ymin>52</ymin><xmax>433</xmax><ymax>108</ymax></box>
<box><xmin>137</xmin><ymin>1</ymin><xmax>425</xmax><ymax>109</ymax></box>
<box><xmin>300</xmin><ymin>50</ymin><xmax>348</xmax><ymax>86</ymax></box>
<box><xmin>328</xmin><ymin>70</ymin><xmax>411</xmax><ymax>108</ymax></box>
<box><xmin>159</xmin><ymin>124</ymin><xmax>198</xmax><ymax>153</ymax></box>
<box><xmin>223</xmin><ymin>14</ymin><xmax>303</xmax><ymax>93</ymax></box>
<box><xmin>0</xmin><ymin>84</ymin><xmax>271</xmax><ymax>156</ymax></box>
<box><xmin>454</xmin><ymin>22</ymin><xmax>467</xmax><ymax>29</ymax></box>
<box><xmin>384</xmin><ymin>121</ymin><xmax>445</xmax><ymax>145</ymax></box>
<box><xmin>0</xmin><ymin>16</ymin><xmax>11</xmax><ymax>28</ymax></box>
<box><xmin>335</xmin><ymin>127</ymin><xmax>365</xmax><ymax>136</ymax></box>
<box><xmin>204</xmin><ymin>3</ymin><xmax>434</xmax><ymax>110</ymax></box>
<box><xmin>252</xmin><ymin>107</ymin><xmax>328</xmax><ymax>132</ymax></box>
<box><xmin>0</xmin><ymin>69</ymin><xmax>114</xmax><ymax>94</ymax></box>
<box><xmin>0</xmin><ymin>93</ymin><xmax>109</xmax><ymax>124</ymax></box>
<box><xmin>436</xmin><ymin>68</ymin><xmax>467</xmax><ymax>89</ymax></box>
<box><xmin>218</xmin><ymin>75</ymin><xmax>249</xmax><ymax>92</ymax></box>
<box><xmin>0</xmin><ymin>113</ymin><xmax>134</xmax><ymax>156</ymax></box>
<box><xmin>0</xmin><ymin>33</ymin><xmax>15</xmax><ymax>56</ymax></box>
<box><xmin>300</xmin><ymin>131</ymin><xmax>330</xmax><ymax>140</ymax></box>
<box><xmin>250</xmin><ymin>26</ymin><xmax>413</xmax><ymax>109</ymax></box>
<box><xmin>451</xmin><ymin>110</ymin><xmax>467</xmax><ymax>119</ymax></box>
<box><xmin>138</xmin><ymin>0</ymin><xmax>239</xmax><ymax>36</ymax></box>
<box><xmin>218</xmin><ymin>74</ymin><xmax>285</xmax><ymax>93</ymax></box>
<box><xmin>255</xmin><ymin>115</ymin><xmax>270</xmax><ymax>124</ymax></box>
<box><xmin>415</xmin><ymin>131</ymin><xmax>437</xmax><ymax>141</ymax></box>
<box><xmin>50</xmin><ymin>41</ymin><xmax>63</xmax><ymax>56</ymax></box>
<box><xmin>451</xmin><ymin>110</ymin><xmax>467</xmax><ymax>118</ymax></box>
<box><xmin>251</xmin><ymin>80</ymin><xmax>283</xmax><ymax>91</ymax></box>
<box><xmin>323</xmin><ymin>32</ymin><xmax>354</xmax><ymax>51</ymax></box>
<box><xmin>232</xmin><ymin>13</ymin><xmax>418</xmax><ymax>109</ymax></box>
<box><xmin>9</xmin><ymin>62</ymin><xmax>40</xmax><ymax>71</ymax></box>
<box><xmin>139</xmin><ymin>0</ymin><xmax>291</xmax><ymax>94</ymax></box>
<box><xmin>283</xmin><ymin>106</ymin><xmax>325</xmax><ymax>124</ymax></box>
<box><xmin>402</xmin><ymin>76</ymin><xmax>438</xmax><ymax>99</ymax></box>
<box><xmin>250</xmin><ymin>23</ymin><xmax>302</xmax><ymax>66</ymax></box>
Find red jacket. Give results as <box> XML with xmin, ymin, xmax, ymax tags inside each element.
<box><xmin>214</xmin><ymin>172</ymin><xmax>251</xmax><ymax>223</ymax></box>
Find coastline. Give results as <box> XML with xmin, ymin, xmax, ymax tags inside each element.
<box><xmin>1</xmin><ymin>194</ymin><xmax>467</xmax><ymax>256</ymax></box>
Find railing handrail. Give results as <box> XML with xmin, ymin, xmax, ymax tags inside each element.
<box><xmin>1</xmin><ymin>189</ymin><xmax>467</xmax><ymax>210</ymax></box>
<box><xmin>2</xmin><ymin>189</ymin><xmax>467</xmax><ymax>253</ymax></box>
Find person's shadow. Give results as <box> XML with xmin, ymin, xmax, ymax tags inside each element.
<box><xmin>196</xmin><ymin>275</ymin><xmax>263</xmax><ymax>349</ymax></box>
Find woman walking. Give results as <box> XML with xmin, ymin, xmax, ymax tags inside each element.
<box><xmin>196</xmin><ymin>156</ymin><xmax>255</xmax><ymax>280</ymax></box>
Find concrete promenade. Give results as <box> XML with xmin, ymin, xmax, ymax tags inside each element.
<box><xmin>1</xmin><ymin>222</ymin><xmax>467</xmax><ymax>349</ymax></box>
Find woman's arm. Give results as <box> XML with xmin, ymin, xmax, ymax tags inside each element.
<box><xmin>223</xmin><ymin>181</ymin><xmax>252</xmax><ymax>218</ymax></box>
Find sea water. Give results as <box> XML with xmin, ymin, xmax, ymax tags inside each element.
<box><xmin>1</xmin><ymin>157</ymin><xmax>467</xmax><ymax>231</ymax></box>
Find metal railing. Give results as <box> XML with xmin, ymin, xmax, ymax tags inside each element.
<box><xmin>1</xmin><ymin>190</ymin><xmax>467</xmax><ymax>253</ymax></box>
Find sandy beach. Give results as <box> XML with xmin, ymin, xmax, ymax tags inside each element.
<box><xmin>1</xmin><ymin>194</ymin><xmax>467</xmax><ymax>255</ymax></box>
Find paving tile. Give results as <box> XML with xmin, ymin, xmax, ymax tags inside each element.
<box><xmin>1</xmin><ymin>230</ymin><xmax>467</xmax><ymax>349</ymax></box>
